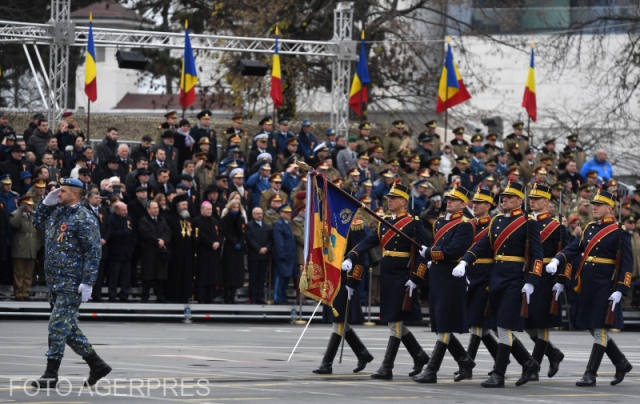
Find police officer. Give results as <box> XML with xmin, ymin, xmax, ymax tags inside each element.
<box><xmin>314</xmin><ymin>211</ymin><xmax>374</xmax><ymax>375</ymax></box>
<box><xmin>545</xmin><ymin>188</ymin><xmax>633</xmax><ymax>386</ymax></box>
<box><xmin>411</xmin><ymin>183</ymin><xmax>475</xmax><ymax>383</ymax></box>
<box><xmin>343</xmin><ymin>183</ymin><xmax>429</xmax><ymax>380</ymax></box>
<box><xmin>454</xmin><ymin>180</ymin><xmax>544</xmax><ymax>387</ymax></box>
<box><xmin>524</xmin><ymin>183</ymin><xmax>566</xmax><ymax>381</ymax></box>
<box><xmin>32</xmin><ymin>178</ymin><xmax>111</xmax><ymax>388</ymax></box>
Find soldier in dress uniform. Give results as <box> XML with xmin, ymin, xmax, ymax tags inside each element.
<box><xmin>383</xmin><ymin>120</ymin><xmax>406</xmax><ymax>162</ymax></box>
<box><xmin>523</xmin><ymin>183</ymin><xmax>566</xmax><ymax>381</ymax></box>
<box><xmin>263</xmin><ymin>194</ymin><xmax>283</xmax><ymax>228</ymax></box>
<box><xmin>427</xmin><ymin>157</ymin><xmax>446</xmax><ymax>196</ymax></box>
<box><xmin>368</xmin><ymin>145</ymin><xmax>385</xmax><ymax>177</ymax></box>
<box><xmin>189</xmin><ymin>110</ymin><xmax>218</xmax><ymax>163</ymax></box>
<box><xmin>313</xmin><ymin>211</ymin><xmax>374</xmax><ymax>375</ymax></box>
<box><xmin>259</xmin><ymin>173</ymin><xmax>288</xmax><ymax>213</ymax></box>
<box><xmin>503</xmin><ymin>121</ymin><xmax>529</xmax><ymax>153</ymax></box>
<box><xmin>535</xmin><ymin>138</ymin><xmax>558</xmax><ymax>168</ymax></box>
<box><xmin>546</xmin><ymin>188</ymin><xmax>634</xmax><ymax>387</ymax></box>
<box><xmin>401</xmin><ymin>155</ymin><xmax>420</xmax><ymax>188</ymax></box>
<box><xmin>356</xmin><ymin>121</ymin><xmax>371</xmax><ymax>153</ymax></box>
<box><xmin>343</xmin><ymin>168</ymin><xmax>361</xmax><ymax>196</ymax></box>
<box><xmin>274</xmin><ymin>117</ymin><xmax>296</xmax><ymax>153</ymax></box>
<box><xmin>420</xmin><ymin>120</ymin><xmax>441</xmax><ymax>150</ymax></box>
<box><xmin>411</xmin><ymin>184</ymin><xmax>476</xmax><ymax>383</ymax></box>
<box><xmin>455</xmin><ymin>180</ymin><xmax>544</xmax><ymax>387</ymax></box>
<box><xmin>275</xmin><ymin>138</ymin><xmax>302</xmax><ymax>172</ymax></box>
<box><xmin>155</xmin><ymin>111</ymin><xmax>178</xmax><ymax>146</ymax></box>
<box><xmin>224</xmin><ymin>113</ymin><xmax>250</xmax><ymax>157</ymax></box>
<box><xmin>484</xmin><ymin>133</ymin><xmax>501</xmax><ymax>162</ymax></box>
<box><xmin>564</xmin><ymin>133</ymin><xmax>586</xmax><ymax>171</ymax></box>
<box><xmin>343</xmin><ymin>183</ymin><xmax>430</xmax><ymax>380</ymax></box>
<box><xmin>450</xmin><ymin>127</ymin><xmax>469</xmax><ymax>159</ymax></box>
<box><xmin>460</xmin><ymin>188</ymin><xmax>501</xmax><ymax>378</ymax></box>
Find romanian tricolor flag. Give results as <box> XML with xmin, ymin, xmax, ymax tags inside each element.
<box><xmin>348</xmin><ymin>30</ymin><xmax>371</xmax><ymax>117</ymax></box>
<box><xmin>270</xmin><ymin>27</ymin><xmax>283</xmax><ymax>109</ymax></box>
<box><xmin>522</xmin><ymin>43</ymin><xmax>537</xmax><ymax>122</ymax></box>
<box><xmin>299</xmin><ymin>173</ymin><xmax>361</xmax><ymax>314</ymax></box>
<box><xmin>84</xmin><ymin>13</ymin><xmax>97</xmax><ymax>102</ymax></box>
<box><xmin>435</xmin><ymin>42</ymin><xmax>471</xmax><ymax>114</ymax></box>
<box><xmin>179</xmin><ymin>20</ymin><xmax>198</xmax><ymax>109</ymax></box>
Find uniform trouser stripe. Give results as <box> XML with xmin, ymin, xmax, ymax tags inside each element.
<box><xmin>332</xmin><ymin>322</ymin><xmax>350</xmax><ymax>335</ymax></box>
<box><xmin>388</xmin><ymin>322</ymin><xmax>408</xmax><ymax>338</ymax></box>
<box><xmin>497</xmin><ymin>327</ymin><xmax>513</xmax><ymax>346</ymax></box>
<box><xmin>438</xmin><ymin>332</ymin><xmax>450</xmax><ymax>344</ymax></box>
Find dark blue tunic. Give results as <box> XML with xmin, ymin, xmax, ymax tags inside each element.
<box><xmin>466</xmin><ymin>216</ymin><xmax>492</xmax><ymax>329</ymax></box>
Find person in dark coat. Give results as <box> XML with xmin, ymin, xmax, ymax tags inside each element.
<box><xmin>137</xmin><ymin>200</ymin><xmax>171</xmax><ymax>303</ymax></box>
<box><xmin>523</xmin><ymin>184</ymin><xmax>566</xmax><ymax>381</ymax></box>
<box><xmin>272</xmin><ymin>204</ymin><xmax>297</xmax><ymax>304</ymax></box>
<box><xmin>107</xmin><ymin>202</ymin><xmax>136</xmax><ymax>302</ymax></box>
<box><xmin>344</xmin><ymin>183</ymin><xmax>429</xmax><ymax>380</ymax></box>
<box><xmin>85</xmin><ymin>191</ymin><xmax>111</xmax><ymax>302</ymax></box>
<box><xmin>165</xmin><ymin>195</ymin><xmax>195</xmax><ymax>303</ymax></box>
<box><xmin>314</xmin><ymin>213</ymin><xmax>374</xmax><ymax>375</ymax></box>
<box><xmin>220</xmin><ymin>199</ymin><xmax>246</xmax><ymax>303</ymax></box>
<box><xmin>411</xmin><ymin>184</ymin><xmax>475</xmax><ymax>384</ymax></box>
<box><xmin>192</xmin><ymin>202</ymin><xmax>223</xmax><ymax>303</ymax></box>
<box><xmin>246</xmin><ymin>207</ymin><xmax>272</xmax><ymax>304</ymax></box>
<box><xmin>547</xmin><ymin>188</ymin><xmax>633</xmax><ymax>387</ymax></box>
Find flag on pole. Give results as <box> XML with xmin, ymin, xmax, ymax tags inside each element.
<box><xmin>84</xmin><ymin>13</ymin><xmax>97</xmax><ymax>102</ymax></box>
<box><xmin>270</xmin><ymin>27</ymin><xmax>284</xmax><ymax>109</ymax></box>
<box><xmin>522</xmin><ymin>43</ymin><xmax>537</xmax><ymax>122</ymax></box>
<box><xmin>435</xmin><ymin>41</ymin><xmax>471</xmax><ymax>114</ymax></box>
<box><xmin>348</xmin><ymin>30</ymin><xmax>371</xmax><ymax>117</ymax></box>
<box><xmin>179</xmin><ymin>20</ymin><xmax>198</xmax><ymax>109</ymax></box>
<box><xmin>299</xmin><ymin>173</ymin><xmax>361</xmax><ymax>314</ymax></box>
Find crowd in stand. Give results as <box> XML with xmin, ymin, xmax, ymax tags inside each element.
<box><xmin>0</xmin><ymin>110</ymin><xmax>639</xmax><ymax>308</ymax></box>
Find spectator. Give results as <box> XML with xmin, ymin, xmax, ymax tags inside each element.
<box><xmin>9</xmin><ymin>197</ymin><xmax>38</xmax><ymax>300</ymax></box>
<box><xmin>69</xmin><ymin>155</ymin><xmax>87</xmax><ymax>178</ymax></box>
<box><xmin>259</xmin><ymin>173</ymin><xmax>288</xmax><ymax>213</ymax></box>
<box><xmin>192</xmin><ymin>202</ymin><xmax>223</xmax><ymax>303</ymax></box>
<box><xmin>220</xmin><ymin>199</ymin><xmax>247</xmax><ymax>304</ymax></box>
<box><xmin>152</xmin><ymin>168</ymin><xmax>175</xmax><ymax>197</ymax></box>
<box><xmin>55</xmin><ymin>121</ymin><xmax>74</xmax><ymax>151</ymax></box>
<box><xmin>116</xmin><ymin>144</ymin><xmax>133</xmax><ymax>180</ymax></box>
<box><xmin>26</xmin><ymin>118</ymin><xmax>52</xmax><ymax>157</ymax></box>
<box><xmin>0</xmin><ymin>145</ymin><xmax>28</xmax><ymax>193</ymax></box>
<box><xmin>156</xmin><ymin>131</ymin><xmax>179</xmax><ymax>174</ymax></box>
<box><xmin>130</xmin><ymin>135</ymin><xmax>153</xmax><ymax>164</ymax></box>
<box><xmin>580</xmin><ymin>149</ymin><xmax>613</xmax><ymax>181</ymax></box>
<box><xmin>40</xmin><ymin>152</ymin><xmax>60</xmax><ymax>183</ymax></box>
<box><xmin>95</xmin><ymin>127</ymin><xmax>119</xmax><ymax>166</ymax></box>
<box><xmin>246</xmin><ymin>207</ymin><xmax>272</xmax><ymax>304</ymax></box>
<box><xmin>154</xmin><ymin>193</ymin><xmax>170</xmax><ymax>218</ymax></box>
<box><xmin>246</xmin><ymin>163</ymin><xmax>272</xmax><ymax>208</ymax></box>
<box><xmin>148</xmin><ymin>148</ymin><xmax>168</xmax><ymax>178</ymax></box>
<box><xmin>85</xmin><ymin>190</ymin><xmax>111</xmax><ymax>302</ymax></box>
<box><xmin>558</xmin><ymin>160</ymin><xmax>584</xmax><ymax>192</ymax></box>
<box><xmin>137</xmin><ymin>200</ymin><xmax>171</xmax><ymax>303</ymax></box>
<box><xmin>297</xmin><ymin>118</ymin><xmax>318</xmax><ymax>160</ymax></box>
<box><xmin>165</xmin><ymin>195</ymin><xmax>195</xmax><ymax>303</ymax></box>
<box><xmin>107</xmin><ymin>202</ymin><xmax>136</xmax><ymax>302</ymax></box>
<box><xmin>272</xmin><ymin>204</ymin><xmax>296</xmax><ymax>305</ymax></box>
<box><xmin>22</xmin><ymin>113</ymin><xmax>44</xmax><ymax>144</ymax></box>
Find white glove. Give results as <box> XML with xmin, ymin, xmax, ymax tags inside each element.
<box><xmin>341</xmin><ymin>258</ymin><xmax>352</xmax><ymax>272</ymax></box>
<box><xmin>43</xmin><ymin>188</ymin><xmax>61</xmax><ymax>206</ymax></box>
<box><xmin>419</xmin><ymin>245</ymin><xmax>428</xmax><ymax>258</ymax></box>
<box><xmin>545</xmin><ymin>258</ymin><xmax>560</xmax><ymax>275</ymax></box>
<box><xmin>427</xmin><ymin>261</ymin><xmax>432</xmax><ymax>269</ymax></box>
<box><xmin>609</xmin><ymin>291</ymin><xmax>622</xmax><ymax>312</ymax></box>
<box><xmin>78</xmin><ymin>283</ymin><xmax>92</xmax><ymax>303</ymax></box>
<box><xmin>405</xmin><ymin>279</ymin><xmax>417</xmax><ymax>297</ymax></box>
<box><xmin>346</xmin><ymin>286</ymin><xmax>354</xmax><ymax>300</ymax></box>
<box><xmin>452</xmin><ymin>261</ymin><xmax>467</xmax><ymax>277</ymax></box>
<box><xmin>521</xmin><ymin>283</ymin><xmax>534</xmax><ymax>304</ymax></box>
<box><xmin>552</xmin><ymin>283</ymin><xmax>564</xmax><ymax>301</ymax></box>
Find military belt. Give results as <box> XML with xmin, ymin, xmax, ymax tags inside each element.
<box><xmin>474</xmin><ymin>258</ymin><xmax>495</xmax><ymax>264</ymax></box>
<box><xmin>494</xmin><ymin>255</ymin><xmax>526</xmax><ymax>263</ymax></box>
<box><xmin>382</xmin><ymin>250</ymin><xmax>411</xmax><ymax>258</ymax></box>
<box><xmin>585</xmin><ymin>256</ymin><xmax>616</xmax><ymax>265</ymax></box>
<box><xmin>543</xmin><ymin>257</ymin><xmax>554</xmax><ymax>264</ymax></box>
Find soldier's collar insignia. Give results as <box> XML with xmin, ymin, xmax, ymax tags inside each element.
<box><xmin>477</xmin><ymin>216</ymin><xmax>491</xmax><ymax>225</ymax></box>
<box><xmin>450</xmin><ymin>211</ymin><xmax>463</xmax><ymax>220</ymax></box>
<box><xmin>510</xmin><ymin>208</ymin><xmax>523</xmax><ymax>216</ymax></box>
<box><xmin>537</xmin><ymin>212</ymin><xmax>550</xmax><ymax>221</ymax></box>
<box><xmin>602</xmin><ymin>216</ymin><xmax>616</xmax><ymax>224</ymax></box>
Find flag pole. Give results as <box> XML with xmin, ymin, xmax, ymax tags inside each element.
<box><xmin>86</xmin><ymin>99</ymin><xmax>91</xmax><ymax>142</ymax></box>
<box><xmin>181</xmin><ymin>20</ymin><xmax>188</xmax><ymax>120</ymax></box>
<box><xmin>444</xmin><ymin>38</ymin><xmax>450</xmax><ymax>144</ymax></box>
<box><xmin>527</xmin><ymin>115</ymin><xmax>532</xmax><ymax>151</ymax></box>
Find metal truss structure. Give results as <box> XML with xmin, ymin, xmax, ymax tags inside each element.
<box><xmin>0</xmin><ymin>1</ymin><xmax>357</xmax><ymax>136</ymax></box>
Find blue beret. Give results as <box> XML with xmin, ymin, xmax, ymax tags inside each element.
<box><xmin>60</xmin><ymin>177</ymin><xmax>83</xmax><ymax>188</ymax></box>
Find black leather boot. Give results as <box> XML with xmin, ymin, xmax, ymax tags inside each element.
<box><xmin>345</xmin><ymin>329</ymin><xmax>374</xmax><ymax>373</ymax></box>
<box><xmin>402</xmin><ymin>332</ymin><xmax>430</xmax><ymax>377</ymax></box>
<box><xmin>511</xmin><ymin>337</ymin><xmax>540</xmax><ymax>386</ymax></box>
<box><xmin>448</xmin><ymin>334</ymin><xmax>476</xmax><ymax>382</ymax></box>
<box><xmin>313</xmin><ymin>333</ymin><xmax>342</xmax><ymax>374</ymax></box>
<box><xmin>545</xmin><ymin>342</ymin><xmax>565</xmax><ymax>378</ymax></box>
<box><xmin>605</xmin><ymin>339</ymin><xmax>633</xmax><ymax>386</ymax></box>
<box><xmin>371</xmin><ymin>337</ymin><xmax>400</xmax><ymax>380</ymax></box>
<box><xmin>529</xmin><ymin>338</ymin><xmax>549</xmax><ymax>382</ymax></box>
<box><xmin>31</xmin><ymin>358</ymin><xmax>61</xmax><ymax>388</ymax></box>
<box><xmin>83</xmin><ymin>351</ymin><xmax>112</xmax><ymax>386</ymax></box>
<box><xmin>576</xmin><ymin>344</ymin><xmax>606</xmax><ymax>387</ymax></box>
<box><xmin>481</xmin><ymin>334</ymin><xmax>499</xmax><ymax>360</ymax></box>
<box><xmin>414</xmin><ymin>340</ymin><xmax>447</xmax><ymax>384</ymax></box>
<box><xmin>481</xmin><ymin>343</ymin><xmax>510</xmax><ymax>388</ymax></box>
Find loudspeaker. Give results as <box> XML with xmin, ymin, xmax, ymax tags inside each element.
<box><xmin>116</xmin><ymin>50</ymin><xmax>148</xmax><ymax>70</ymax></box>
<box><xmin>237</xmin><ymin>59</ymin><xmax>268</xmax><ymax>76</ymax></box>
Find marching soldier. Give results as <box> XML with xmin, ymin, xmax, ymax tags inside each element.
<box><xmin>524</xmin><ymin>183</ymin><xmax>566</xmax><ymax>381</ymax></box>
<box><xmin>411</xmin><ymin>184</ymin><xmax>476</xmax><ymax>383</ymax></box>
<box><xmin>343</xmin><ymin>183</ymin><xmax>430</xmax><ymax>380</ymax></box>
<box><xmin>314</xmin><ymin>211</ymin><xmax>374</xmax><ymax>375</ymax></box>
<box><xmin>155</xmin><ymin>111</ymin><xmax>178</xmax><ymax>146</ymax></box>
<box><xmin>450</xmin><ymin>127</ymin><xmax>469</xmax><ymax>159</ymax></box>
<box><xmin>455</xmin><ymin>180</ymin><xmax>544</xmax><ymax>388</ymax></box>
<box><xmin>546</xmin><ymin>188</ymin><xmax>634</xmax><ymax>387</ymax></box>
<box><xmin>383</xmin><ymin>120</ymin><xmax>406</xmax><ymax>162</ymax></box>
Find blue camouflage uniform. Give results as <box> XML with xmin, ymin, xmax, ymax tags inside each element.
<box><xmin>33</xmin><ymin>200</ymin><xmax>101</xmax><ymax>360</ymax></box>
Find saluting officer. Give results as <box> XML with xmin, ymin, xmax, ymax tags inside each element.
<box><xmin>546</xmin><ymin>188</ymin><xmax>633</xmax><ymax>387</ymax></box>
<box><xmin>454</xmin><ymin>180</ymin><xmax>544</xmax><ymax>388</ymax></box>
<box><xmin>343</xmin><ymin>183</ymin><xmax>429</xmax><ymax>380</ymax></box>
<box><xmin>410</xmin><ymin>183</ymin><xmax>475</xmax><ymax>383</ymax></box>
<box><xmin>524</xmin><ymin>183</ymin><xmax>566</xmax><ymax>381</ymax></box>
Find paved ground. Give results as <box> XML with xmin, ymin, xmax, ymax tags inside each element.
<box><xmin>0</xmin><ymin>320</ymin><xmax>639</xmax><ymax>403</ymax></box>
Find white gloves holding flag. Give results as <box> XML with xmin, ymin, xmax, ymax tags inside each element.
<box><xmin>404</xmin><ymin>280</ymin><xmax>417</xmax><ymax>297</ymax></box>
<box><xmin>452</xmin><ymin>261</ymin><xmax>467</xmax><ymax>277</ymax></box>
<box><xmin>545</xmin><ymin>258</ymin><xmax>560</xmax><ymax>275</ymax></box>
<box><xmin>521</xmin><ymin>283</ymin><xmax>534</xmax><ymax>304</ymax></box>
<box><xmin>609</xmin><ymin>291</ymin><xmax>622</xmax><ymax>311</ymax></box>
<box><xmin>341</xmin><ymin>258</ymin><xmax>352</xmax><ymax>272</ymax></box>
<box><xmin>552</xmin><ymin>283</ymin><xmax>564</xmax><ymax>301</ymax></box>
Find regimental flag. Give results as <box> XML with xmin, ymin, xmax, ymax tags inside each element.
<box><xmin>270</xmin><ymin>27</ymin><xmax>284</xmax><ymax>109</ymax></box>
<box><xmin>179</xmin><ymin>20</ymin><xmax>198</xmax><ymax>109</ymax></box>
<box><xmin>522</xmin><ymin>43</ymin><xmax>537</xmax><ymax>122</ymax></box>
<box><xmin>348</xmin><ymin>30</ymin><xmax>371</xmax><ymax>117</ymax></box>
<box><xmin>84</xmin><ymin>13</ymin><xmax>97</xmax><ymax>102</ymax></box>
<box><xmin>435</xmin><ymin>41</ymin><xmax>471</xmax><ymax>114</ymax></box>
<box><xmin>299</xmin><ymin>173</ymin><xmax>361</xmax><ymax>314</ymax></box>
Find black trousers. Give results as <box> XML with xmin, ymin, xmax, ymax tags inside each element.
<box><xmin>91</xmin><ymin>260</ymin><xmax>106</xmax><ymax>301</ymax></box>
<box><xmin>108</xmin><ymin>260</ymin><xmax>131</xmax><ymax>300</ymax></box>
<box><xmin>142</xmin><ymin>280</ymin><xmax>165</xmax><ymax>302</ymax></box>
<box><xmin>248</xmin><ymin>260</ymin><xmax>268</xmax><ymax>303</ymax></box>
